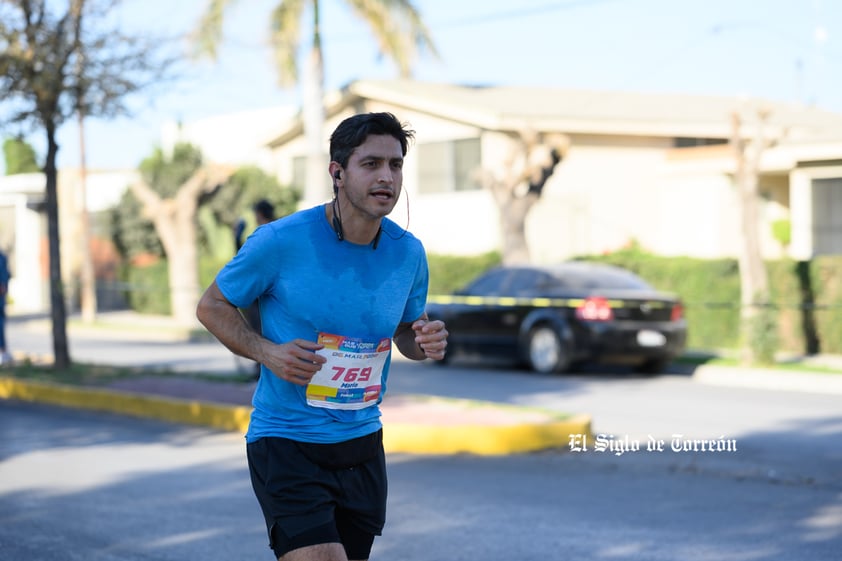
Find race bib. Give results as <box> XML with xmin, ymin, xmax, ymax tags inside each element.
<box><xmin>306</xmin><ymin>332</ymin><xmax>391</xmax><ymax>410</ymax></box>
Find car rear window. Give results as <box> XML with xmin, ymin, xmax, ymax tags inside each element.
<box><xmin>551</xmin><ymin>268</ymin><xmax>651</xmax><ymax>290</ymax></box>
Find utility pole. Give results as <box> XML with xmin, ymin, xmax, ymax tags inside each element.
<box><xmin>76</xmin><ymin>52</ymin><xmax>97</xmax><ymax>323</ymax></box>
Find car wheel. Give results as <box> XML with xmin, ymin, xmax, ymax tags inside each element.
<box><xmin>526</xmin><ymin>326</ymin><xmax>570</xmax><ymax>374</ymax></box>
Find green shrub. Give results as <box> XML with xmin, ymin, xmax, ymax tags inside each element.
<box><xmin>587</xmin><ymin>252</ymin><xmax>842</xmax><ymax>355</ymax></box>
<box><xmin>3</xmin><ymin>137</ymin><xmax>40</xmax><ymax>174</ymax></box>
<box><xmin>427</xmin><ymin>252</ymin><xmax>501</xmax><ymax>295</ymax></box>
<box><xmin>810</xmin><ymin>257</ymin><xmax>842</xmax><ymax>354</ymax></box>
<box><xmin>116</xmin><ymin>250</ymin><xmax>842</xmax><ymax>357</ymax></box>
<box><xmin>745</xmin><ymin>305</ymin><xmax>780</xmax><ymax>365</ymax></box>
<box><xmin>119</xmin><ymin>261</ymin><xmax>170</xmax><ymax>315</ymax></box>
<box><xmin>118</xmin><ymin>257</ymin><xmax>226</xmax><ymax>315</ymax></box>
<box><xmin>771</xmin><ymin>219</ymin><xmax>791</xmax><ymax>248</ymax></box>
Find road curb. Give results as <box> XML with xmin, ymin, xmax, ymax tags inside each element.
<box><xmin>692</xmin><ymin>365</ymin><xmax>842</xmax><ymax>395</ymax></box>
<box><xmin>384</xmin><ymin>415</ymin><xmax>591</xmax><ymax>455</ymax></box>
<box><xmin>0</xmin><ymin>377</ymin><xmax>253</xmax><ymax>432</ymax></box>
<box><xmin>0</xmin><ymin>377</ymin><xmax>590</xmax><ymax>455</ymax></box>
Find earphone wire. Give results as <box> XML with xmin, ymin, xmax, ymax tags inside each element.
<box><xmin>331</xmin><ymin>196</ymin><xmax>344</xmax><ymax>241</ymax></box>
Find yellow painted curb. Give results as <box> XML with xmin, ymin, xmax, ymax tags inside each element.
<box><xmin>383</xmin><ymin>414</ymin><xmax>591</xmax><ymax>455</ymax></box>
<box><xmin>1</xmin><ymin>377</ymin><xmax>590</xmax><ymax>455</ymax></box>
<box><xmin>0</xmin><ymin>377</ymin><xmax>252</xmax><ymax>433</ymax></box>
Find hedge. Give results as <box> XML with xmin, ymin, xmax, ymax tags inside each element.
<box><xmin>584</xmin><ymin>249</ymin><xmax>842</xmax><ymax>354</ymax></box>
<box><xmin>115</xmin><ymin>251</ymin><xmax>842</xmax><ymax>355</ymax></box>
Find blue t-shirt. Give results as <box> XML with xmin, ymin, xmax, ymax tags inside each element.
<box><xmin>216</xmin><ymin>205</ymin><xmax>429</xmax><ymax>443</ymax></box>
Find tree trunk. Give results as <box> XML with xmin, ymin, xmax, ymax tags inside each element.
<box><xmin>499</xmin><ymin>194</ymin><xmax>536</xmax><ymax>265</ymax></box>
<box><xmin>44</xmin><ymin>124</ymin><xmax>71</xmax><ymax>369</ymax></box>
<box><xmin>130</xmin><ymin>166</ymin><xmax>232</xmax><ymax>327</ymax></box>
<box><xmin>731</xmin><ymin>111</ymin><xmax>772</xmax><ymax>364</ymax></box>
<box><xmin>486</xmin><ymin>133</ymin><xmax>567</xmax><ymax>265</ymax></box>
<box><xmin>154</xmin><ymin>199</ymin><xmax>201</xmax><ymax>327</ymax></box>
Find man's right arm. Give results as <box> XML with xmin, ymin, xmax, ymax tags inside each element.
<box><xmin>196</xmin><ymin>280</ymin><xmax>267</xmax><ymax>363</ymax></box>
<box><xmin>196</xmin><ymin>280</ymin><xmax>327</xmax><ymax>386</ymax></box>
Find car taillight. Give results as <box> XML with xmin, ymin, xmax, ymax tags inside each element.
<box><xmin>576</xmin><ymin>297</ymin><xmax>614</xmax><ymax>321</ymax></box>
<box><xmin>671</xmin><ymin>302</ymin><xmax>684</xmax><ymax>322</ymax></box>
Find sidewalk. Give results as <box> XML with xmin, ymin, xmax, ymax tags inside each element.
<box><xmin>0</xmin><ymin>311</ymin><xmax>591</xmax><ymax>456</ymax></box>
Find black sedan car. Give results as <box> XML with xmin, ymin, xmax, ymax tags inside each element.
<box><xmin>426</xmin><ymin>262</ymin><xmax>687</xmax><ymax>374</ymax></box>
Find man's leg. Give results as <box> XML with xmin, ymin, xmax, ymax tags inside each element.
<box><xmin>278</xmin><ymin>542</ymin><xmax>348</xmax><ymax>561</ymax></box>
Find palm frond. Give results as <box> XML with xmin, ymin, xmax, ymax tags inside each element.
<box><xmin>269</xmin><ymin>0</ymin><xmax>305</xmax><ymax>87</ymax></box>
<box><xmin>347</xmin><ymin>0</ymin><xmax>440</xmax><ymax>77</ymax></box>
<box><xmin>191</xmin><ymin>0</ymin><xmax>238</xmax><ymax>60</ymax></box>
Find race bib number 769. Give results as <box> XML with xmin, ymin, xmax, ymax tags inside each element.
<box><xmin>305</xmin><ymin>332</ymin><xmax>391</xmax><ymax>410</ymax></box>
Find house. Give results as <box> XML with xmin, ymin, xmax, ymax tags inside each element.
<box><xmin>265</xmin><ymin>80</ymin><xmax>842</xmax><ymax>263</ymax></box>
<box><xmin>0</xmin><ymin>105</ymin><xmax>293</xmax><ymax>315</ymax></box>
<box><xmin>0</xmin><ymin>168</ymin><xmax>139</xmax><ymax>313</ymax></box>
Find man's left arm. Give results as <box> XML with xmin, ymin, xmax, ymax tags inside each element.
<box><xmin>394</xmin><ymin>313</ymin><xmax>448</xmax><ymax>361</ymax></box>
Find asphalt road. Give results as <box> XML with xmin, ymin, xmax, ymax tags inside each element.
<box><xmin>3</xmin><ymin>315</ymin><xmax>841</xmax><ymax>559</ymax></box>
<box><xmin>387</xmin><ymin>358</ymin><xmax>842</xmax><ymax>485</ymax></box>
<box><xmin>1</xmin><ymin>398</ymin><xmax>839</xmax><ymax>561</ymax></box>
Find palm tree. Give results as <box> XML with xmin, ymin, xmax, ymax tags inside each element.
<box><xmin>193</xmin><ymin>0</ymin><xmax>438</xmax><ymax>206</ymax></box>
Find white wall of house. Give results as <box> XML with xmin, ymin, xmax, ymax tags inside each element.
<box><xmin>653</xmin><ymin>172</ymin><xmax>736</xmax><ymax>258</ymax></box>
<box><xmin>162</xmin><ymin>106</ymin><xmax>295</xmax><ymax>169</ymax></box>
<box><xmin>81</xmin><ymin>168</ymin><xmax>140</xmax><ymax>212</ymax></box>
<box><xmin>526</xmin><ymin>135</ymin><xmax>669</xmax><ymax>262</ymax></box>
<box><xmin>412</xmin><ymin>190</ymin><xmax>500</xmax><ymax>255</ymax></box>
<box><xmin>0</xmin><ymin>173</ymin><xmax>48</xmax><ymax>313</ymax></box>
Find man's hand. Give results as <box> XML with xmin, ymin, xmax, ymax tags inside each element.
<box><xmin>411</xmin><ymin>319</ymin><xmax>448</xmax><ymax>360</ymax></box>
<box><xmin>261</xmin><ymin>339</ymin><xmax>327</xmax><ymax>386</ymax></box>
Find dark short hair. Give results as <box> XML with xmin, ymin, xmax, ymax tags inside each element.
<box><xmin>329</xmin><ymin>112</ymin><xmax>415</xmax><ymax>168</ymax></box>
<box><xmin>253</xmin><ymin>199</ymin><xmax>275</xmax><ymax>220</ymax></box>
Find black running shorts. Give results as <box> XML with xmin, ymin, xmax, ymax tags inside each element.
<box><xmin>246</xmin><ymin>429</ymin><xmax>387</xmax><ymax>559</ymax></box>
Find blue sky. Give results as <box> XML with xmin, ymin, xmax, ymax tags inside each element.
<box><xmin>11</xmin><ymin>0</ymin><xmax>842</xmax><ymax>172</ymax></box>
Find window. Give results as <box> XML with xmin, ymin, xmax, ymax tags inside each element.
<box><xmin>509</xmin><ymin>269</ymin><xmax>544</xmax><ymax>296</ymax></box>
<box><xmin>673</xmin><ymin>137</ymin><xmax>728</xmax><ymax>148</ymax></box>
<box><xmin>812</xmin><ymin>177</ymin><xmax>842</xmax><ymax>255</ymax></box>
<box><xmin>418</xmin><ymin>138</ymin><xmax>481</xmax><ymax>194</ymax></box>
<box><xmin>463</xmin><ymin>268</ymin><xmax>510</xmax><ymax>296</ymax></box>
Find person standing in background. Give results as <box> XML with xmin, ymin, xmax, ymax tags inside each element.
<box><xmin>0</xmin><ymin>249</ymin><xmax>11</xmax><ymax>365</ymax></box>
<box><xmin>253</xmin><ymin>199</ymin><xmax>276</xmax><ymax>228</ymax></box>
<box><xmin>234</xmin><ymin>199</ymin><xmax>277</xmax><ymax>251</ymax></box>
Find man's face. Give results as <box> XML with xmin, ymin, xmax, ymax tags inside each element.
<box><xmin>340</xmin><ymin>134</ymin><xmax>404</xmax><ymax>221</ymax></box>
